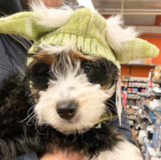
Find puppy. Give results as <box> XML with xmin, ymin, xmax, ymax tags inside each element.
<box><xmin>0</xmin><ymin>46</ymin><xmax>142</xmax><ymax>160</ymax></box>
<box><xmin>0</xmin><ymin>1</ymin><xmax>155</xmax><ymax>159</ymax></box>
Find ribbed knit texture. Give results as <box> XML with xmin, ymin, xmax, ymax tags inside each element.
<box><xmin>29</xmin><ymin>8</ymin><xmax>117</xmax><ymax>64</ymax></box>
<box><xmin>0</xmin><ymin>12</ymin><xmax>52</xmax><ymax>41</ymax></box>
<box><xmin>0</xmin><ymin>8</ymin><xmax>159</xmax><ymax>65</ymax></box>
<box><xmin>115</xmin><ymin>38</ymin><xmax>159</xmax><ymax>62</ymax></box>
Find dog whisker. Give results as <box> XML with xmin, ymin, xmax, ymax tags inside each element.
<box><xmin>27</xmin><ymin>105</ymin><xmax>35</xmax><ymax>116</ymax></box>
<box><xmin>19</xmin><ymin>111</ymin><xmax>35</xmax><ymax>123</ymax></box>
<box><xmin>106</xmin><ymin>102</ymin><xmax>117</xmax><ymax>111</ymax></box>
<box><xmin>29</xmin><ymin>51</ymin><xmax>119</xmax><ymax>135</ymax></box>
<box><xmin>107</xmin><ymin>99</ymin><xmax>116</xmax><ymax>107</ymax></box>
<box><xmin>26</xmin><ymin>113</ymin><xmax>36</xmax><ymax>126</ymax></box>
<box><xmin>109</xmin><ymin>107</ymin><xmax>117</xmax><ymax>113</ymax></box>
<box><xmin>106</xmin><ymin>104</ymin><xmax>117</xmax><ymax>112</ymax></box>
<box><xmin>105</xmin><ymin>101</ymin><xmax>118</xmax><ymax>114</ymax></box>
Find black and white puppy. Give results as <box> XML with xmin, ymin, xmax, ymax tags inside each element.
<box><xmin>0</xmin><ymin>45</ymin><xmax>142</xmax><ymax>160</ymax></box>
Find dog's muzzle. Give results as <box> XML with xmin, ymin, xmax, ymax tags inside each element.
<box><xmin>56</xmin><ymin>100</ymin><xmax>78</xmax><ymax>120</ymax></box>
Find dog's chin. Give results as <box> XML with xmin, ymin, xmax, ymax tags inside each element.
<box><xmin>51</xmin><ymin>120</ymin><xmax>97</xmax><ymax>135</ymax></box>
<box><xmin>36</xmin><ymin>112</ymin><xmax>101</xmax><ymax>135</ymax></box>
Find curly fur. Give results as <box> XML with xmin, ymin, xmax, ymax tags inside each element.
<box><xmin>0</xmin><ymin>73</ymin><xmax>123</xmax><ymax>160</ymax></box>
<box><xmin>0</xmin><ymin>74</ymin><xmax>35</xmax><ymax>159</ymax></box>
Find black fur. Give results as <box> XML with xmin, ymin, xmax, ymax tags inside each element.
<box><xmin>0</xmin><ymin>73</ymin><xmax>122</xmax><ymax>160</ymax></box>
<box><xmin>27</xmin><ymin>63</ymin><xmax>51</xmax><ymax>90</ymax></box>
<box><xmin>27</xmin><ymin>54</ymin><xmax>119</xmax><ymax>91</ymax></box>
<box><xmin>0</xmin><ymin>74</ymin><xmax>36</xmax><ymax>159</ymax></box>
<box><xmin>81</xmin><ymin>58</ymin><xmax>119</xmax><ymax>87</ymax></box>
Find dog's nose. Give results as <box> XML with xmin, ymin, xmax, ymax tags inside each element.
<box><xmin>56</xmin><ymin>101</ymin><xmax>78</xmax><ymax>120</ymax></box>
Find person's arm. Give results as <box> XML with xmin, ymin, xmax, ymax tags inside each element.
<box><xmin>109</xmin><ymin>108</ymin><xmax>136</xmax><ymax>145</ymax></box>
<box><xmin>107</xmin><ymin>91</ymin><xmax>136</xmax><ymax>145</ymax></box>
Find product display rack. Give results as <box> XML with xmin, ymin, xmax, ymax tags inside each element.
<box><xmin>121</xmin><ymin>63</ymin><xmax>157</xmax><ymax>67</ymax></box>
<box><xmin>141</xmin><ymin>106</ymin><xmax>153</xmax><ymax>124</ymax></box>
<box><xmin>125</xmin><ymin>79</ymin><xmax>161</xmax><ymax>127</ymax></box>
<box><xmin>123</xmin><ymin>86</ymin><xmax>146</xmax><ymax>89</ymax></box>
<box><xmin>145</xmin><ymin>79</ymin><xmax>161</xmax><ymax>120</ymax></box>
<box><xmin>145</xmin><ymin>103</ymin><xmax>161</xmax><ymax>120</ymax></box>
<box><xmin>120</xmin><ymin>45</ymin><xmax>160</xmax><ymax>160</ymax></box>
<box><xmin>150</xmin><ymin>92</ymin><xmax>161</xmax><ymax>97</ymax></box>
<box><xmin>122</xmin><ymin>79</ymin><xmax>148</xmax><ymax>83</ymax></box>
<box><xmin>152</xmin><ymin>80</ymin><xmax>161</xmax><ymax>84</ymax></box>
<box><xmin>122</xmin><ymin>77</ymin><xmax>149</xmax><ymax>115</ymax></box>
<box><xmin>141</xmin><ymin>69</ymin><xmax>161</xmax><ymax>160</ymax></box>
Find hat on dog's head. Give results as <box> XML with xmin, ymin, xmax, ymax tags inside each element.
<box><xmin>0</xmin><ymin>1</ymin><xmax>159</xmax><ymax>65</ymax></box>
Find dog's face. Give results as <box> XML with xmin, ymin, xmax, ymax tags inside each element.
<box><xmin>27</xmin><ymin>46</ymin><xmax>119</xmax><ymax>134</ymax></box>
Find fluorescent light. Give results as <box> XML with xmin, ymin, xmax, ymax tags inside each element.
<box><xmin>77</xmin><ymin>0</ymin><xmax>95</xmax><ymax>11</ymax></box>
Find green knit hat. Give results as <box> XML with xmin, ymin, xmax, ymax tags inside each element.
<box><xmin>0</xmin><ymin>1</ymin><xmax>159</xmax><ymax>65</ymax></box>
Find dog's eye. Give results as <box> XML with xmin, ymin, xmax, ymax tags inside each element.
<box><xmin>83</xmin><ymin>64</ymin><xmax>92</xmax><ymax>73</ymax></box>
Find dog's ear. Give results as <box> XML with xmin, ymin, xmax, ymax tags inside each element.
<box><xmin>0</xmin><ymin>0</ymin><xmax>73</xmax><ymax>41</ymax></box>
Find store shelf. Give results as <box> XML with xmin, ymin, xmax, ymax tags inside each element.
<box><xmin>150</xmin><ymin>92</ymin><xmax>161</xmax><ymax>96</ymax></box>
<box><xmin>122</xmin><ymin>79</ymin><xmax>148</xmax><ymax>83</ymax></box>
<box><xmin>126</xmin><ymin>113</ymin><xmax>137</xmax><ymax>115</ymax></box>
<box><xmin>137</xmin><ymin>92</ymin><xmax>150</xmax><ymax>97</ymax></box>
<box><xmin>128</xmin><ymin>117</ymin><xmax>137</xmax><ymax>120</ymax></box>
<box><xmin>126</xmin><ymin>92</ymin><xmax>150</xmax><ymax>96</ymax></box>
<box><xmin>127</xmin><ymin>92</ymin><xmax>138</xmax><ymax>94</ymax></box>
<box><xmin>127</xmin><ymin>114</ymin><xmax>142</xmax><ymax>125</ymax></box>
<box><xmin>144</xmin><ymin>103</ymin><xmax>152</xmax><ymax>110</ymax></box>
<box><xmin>127</xmin><ymin>97</ymin><xmax>140</xmax><ymax>100</ymax></box>
<box><xmin>153</xmin><ymin>111</ymin><xmax>161</xmax><ymax>119</ymax></box>
<box><xmin>130</xmin><ymin>124</ymin><xmax>137</xmax><ymax>127</ymax></box>
<box><xmin>122</xmin><ymin>85</ymin><xmax>146</xmax><ymax>88</ymax></box>
<box><xmin>152</xmin><ymin>80</ymin><xmax>161</xmax><ymax>84</ymax></box>
<box><xmin>145</xmin><ymin>103</ymin><xmax>161</xmax><ymax>119</ymax></box>
<box><xmin>136</xmin><ymin>116</ymin><xmax>142</xmax><ymax>124</ymax></box>
<box><xmin>121</xmin><ymin>63</ymin><xmax>157</xmax><ymax>67</ymax></box>
<box><xmin>142</xmin><ymin>109</ymin><xmax>153</xmax><ymax>124</ymax></box>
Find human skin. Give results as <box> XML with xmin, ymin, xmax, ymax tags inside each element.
<box><xmin>41</xmin><ymin>0</ymin><xmax>64</xmax><ymax>7</ymax></box>
<box><xmin>39</xmin><ymin>150</ymin><xmax>85</xmax><ymax>160</ymax></box>
<box><xmin>20</xmin><ymin>0</ymin><xmax>64</xmax><ymax>10</ymax></box>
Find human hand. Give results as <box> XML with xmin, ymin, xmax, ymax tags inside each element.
<box><xmin>21</xmin><ymin>0</ymin><xmax>64</xmax><ymax>10</ymax></box>
<box><xmin>39</xmin><ymin>150</ymin><xmax>85</xmax><ymax>160</ymax></box>
<box><xmin>41</xmin><ymin>0</ymin><xmax>64</xmax><ymax>7</ymax></box>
